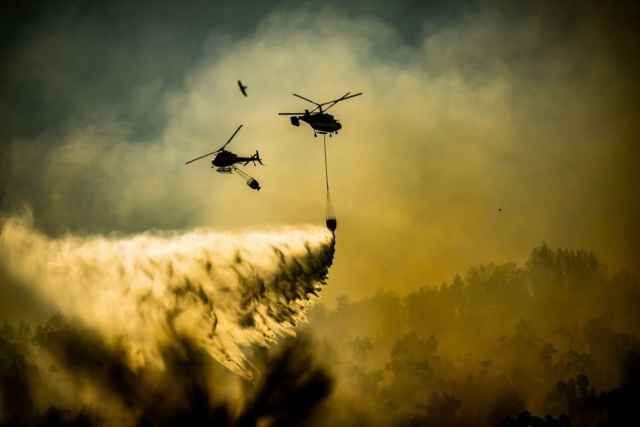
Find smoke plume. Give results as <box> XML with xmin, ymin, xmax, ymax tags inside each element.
<box><xmin>0</xmin><ymin>214</ymin><xmax>335</xmax><ymax>379</ymax></box>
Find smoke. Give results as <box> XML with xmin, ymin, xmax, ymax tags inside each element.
<box><xmin>2</xmin><ymin>1</ymin><xmax>637</xmax><ymax>305</ymax></box>
<box><xmin>301</xmin><ymin>245</ymin><xmax>640</xmax><ymax>426</ymax></box>
<box><xmin>0</xmin><ymin>214</ymin><xmax>335</xmax><ymax>379</ymax></box>
<box><xmin>0</xmin><ymin>317</ymin><xmax>334</xmax><ymax>426</ymax></box>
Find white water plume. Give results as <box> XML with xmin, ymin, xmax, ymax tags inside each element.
<box><xmin>0</xmin><ymin>215</ymin><xmax>335</xmax><ymax>378</ymax></box>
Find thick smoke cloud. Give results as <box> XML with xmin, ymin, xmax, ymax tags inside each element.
<box><xmin>2</xmin><ymin>1</ymin><xmax>638</xmax><ymax>303</ymax></box>
<box><xmin>0</xmin><ymin>215</ymin><xmax>334</xmax><ymax>378</ymax></box>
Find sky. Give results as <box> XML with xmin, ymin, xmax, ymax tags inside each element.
<box><xmin>2</xmin><ymin>0</ymin><xmax>638</xmax><ymax>304</ymax></box>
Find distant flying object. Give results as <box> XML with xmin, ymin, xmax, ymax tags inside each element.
<box><xmin>278</xmin><ymin>92</ymin><xmax>363</xmax><ymax>137</ymax></box>
<box><xmin>185</xmin><ymin>124</ymin><xmax>263</xmax><ymax>190</ymax></box>
<box><xmin>237</xmin><ymin>80</ymin><xmax>248</xmax><ymax>97</ymax></box>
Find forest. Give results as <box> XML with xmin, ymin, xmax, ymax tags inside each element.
<box><xmin>2</xmin><ymin>244</ymin><xmax>638</xmax><ymax>426</ymax></box>
<box><xmin>307</xmin><ymin>244</ymin><xmax>640</xmax><ymax>426</ymax></box>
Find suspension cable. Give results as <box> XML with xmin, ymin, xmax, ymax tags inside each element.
<box><xmin>323</xmin><ymin>134</ymin><xmax>337</xmax><ymax>232</ymax></box>
<box><xmin>323</xmin><ymin>134</ymin><xmax>330</xmax><ymax>198</ymax></box>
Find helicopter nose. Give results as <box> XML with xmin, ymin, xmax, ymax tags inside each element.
<box><xmin>337</xmin><ymin>123</ymin><xmax>342</xmax><ymax>130</ymax></box>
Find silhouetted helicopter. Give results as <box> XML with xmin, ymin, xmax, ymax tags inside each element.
<box><xmin>185</xmin><ymin>124</ymin><xmax>263</xmax><ymax>190</ymax></box>
<box><xmin>278</xmin><ymin>92</ymin><xmax>363</xmax><ymax>137</ymax></box>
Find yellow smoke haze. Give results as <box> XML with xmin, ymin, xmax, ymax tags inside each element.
<box><xmin>5</xmin><ymin>9</ymin><xmax>637</xmax><ymax>305</ymax></box>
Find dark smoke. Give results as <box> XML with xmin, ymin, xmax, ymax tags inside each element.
<box><xmin>0</xmin><ymin>316</ymin><xmax>332</xmax><ymax>427</ymax></box>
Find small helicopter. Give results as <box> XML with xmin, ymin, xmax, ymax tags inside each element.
<box><xmin>278</xmin><ymin>92</ymin><xmax>363</xmax><ymax>137</ymax></box>
<box><xmin>185</xmin><ymin>124</ymin><xmax>263</xmax><ymax>190</ymax></box>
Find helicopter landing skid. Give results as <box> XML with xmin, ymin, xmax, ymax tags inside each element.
<box><xmin>215</xmin><ymin>166</ymin><xmax>234</xmax><ymax>173</ymax></box>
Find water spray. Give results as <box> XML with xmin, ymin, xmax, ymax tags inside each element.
<box><xmin>0</xmin><ymin>216</ymin><xmax>335</xmax><ymax>379</ymax></box>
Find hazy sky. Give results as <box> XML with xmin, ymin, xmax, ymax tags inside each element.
<box><xmin>2</xmin><ymin>0</ymin><xmax>638</xmax><ymax>304</ymax></box>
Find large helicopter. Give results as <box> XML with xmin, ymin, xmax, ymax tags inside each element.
<box><xmin>185</xmin><ymin>124</ymin><xmax>263</xmax><ymax>190</ymax></box>
<box><xmin>278</xmin><ymin>92</ymin><xmax>363</xmax><ymax>137</ymax></box>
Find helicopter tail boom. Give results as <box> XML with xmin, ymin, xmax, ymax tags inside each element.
<box><xmin>242</xmin><ymin>151</ymin><xmax>263</xmax><ymax>166</ymax></box>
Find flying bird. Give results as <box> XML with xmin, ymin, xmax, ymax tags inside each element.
<box><xmin>238</xmin><ymin>80</ymin><xmax>248</xmax><ymax>97</ymax></box>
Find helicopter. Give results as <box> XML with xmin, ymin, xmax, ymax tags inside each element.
<box><xmin>185</xmin><ymin>124</ymin><xmax>263</xmax><ymax>190</ymax></box>
<box><xmin>278</xmin><ymin>92</ymin><xmax>363</xmax><ymax>137</ymax></box>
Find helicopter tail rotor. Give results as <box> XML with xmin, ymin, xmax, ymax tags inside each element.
<box><xmin>252</xmin><ymin>150</ymin><xmax>263</xmax><ymax>166</ymax></box>
<box><xmin>242</xmin><ymin>151</ymin><xmax>263</xmax><ymax>166</ymax></box>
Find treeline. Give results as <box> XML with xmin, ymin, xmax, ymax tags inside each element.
<box><xmin>306</xmin><ymin>244</ymin><xmax>640</xmax><ymax>426</ymax></box>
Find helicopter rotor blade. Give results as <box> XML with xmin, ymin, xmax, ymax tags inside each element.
<box><xmin>322</xmin><ymin>92</ymin><xmax>363</xmax><ymax>112</ymax></box>
<box><xmin>185</xmin><ymin>150</ymin><xmax>219</xmax><ymax>165</ymax></box>
<box><xmin>320</xmin><ymin>92</ymin><xmax>350</xmax><ymax>107</ymax></box>
<box><xmin>292</xmin><ymin>93</ymin><xmax>320</xmax><ymax>106</ymax></box>
<box><xmin>220</xmin><ymin>124</ymin><xmax>243</xmax><ymax>151</ymax></box>
<box><xmin>278</xmin><ymin>112</ymin><xmax>304</xmax><ymax>115</ymax></box>
<box><xmin>185</xmin><ymin>124</ymin><xmax>243</xmax><ymax>165</ymax></box>
<box><xmin>340</xmin><ymin>92</ymin><xmax>363</xmax><ymax>100</ymax></box>
<box><xmin>320</xmin><ymin>102</ymin><xmax>337</xmax><ymax>112</ymax></box>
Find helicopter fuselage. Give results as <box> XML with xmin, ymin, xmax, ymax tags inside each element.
<box><xmin>212</xmin><ymin>150</ymin><xmax>255</xmax><ymax>168</ymax></box>
<box><xmin>280</xmin><ymin>91</ymin><xmax>362</xmax><ymax>136</ymax></box>
<box><xmin>293</xmin><ymin>112</ymin><xmax>342</xmax><ymax>134</ymax></box>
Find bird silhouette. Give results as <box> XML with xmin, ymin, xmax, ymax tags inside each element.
<box><xmin>237</xmin><ymin>80</ymin><xmax>248</xmax><ymax>97</ymax></box>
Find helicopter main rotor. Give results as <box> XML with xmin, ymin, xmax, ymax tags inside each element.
<box><xmin>278</xmin><ymin>92</ymin><xmax>363</xmax><ymax>115</ymax></box>
<box><xmin>185</xmin><ymin>124</ymin><xmax>243</xmax><ymax>165</ymax></box>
